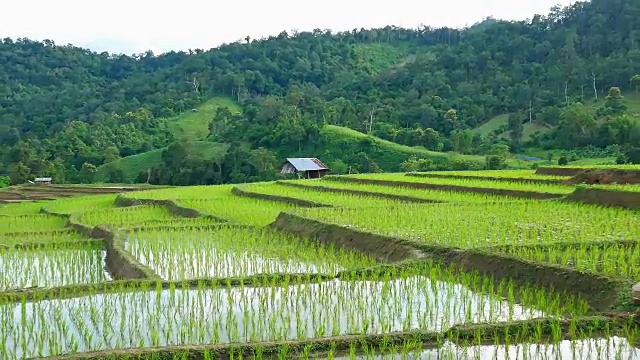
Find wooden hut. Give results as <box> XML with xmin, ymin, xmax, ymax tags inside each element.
<box><xmin>280</xmin><ymin>158</ymin><xmax>330</xmax><ymax>179</ymax></box>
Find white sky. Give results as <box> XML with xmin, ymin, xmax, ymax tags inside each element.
<box><xmin>1</xmin><ymin>0</ymin><xmax>575</xmax><ymax>55</ymax></box>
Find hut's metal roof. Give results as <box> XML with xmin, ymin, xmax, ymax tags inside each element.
<box><xmin>34</xmin><ymin>177</ymin><xmax>52</xmax><ymax>182</ymax></box>
<box><xmin>284</xmin><ymin>158</ymin><xmax>329</xmax><ymax>171</ymax></box>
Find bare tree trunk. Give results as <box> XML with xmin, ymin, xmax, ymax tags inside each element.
<box><xmin>529</xmin><ymin>101</ymin><xmax>533</xmax><ymax>123</ymax></box>
<box><xmin>591</xmin><ymin>72</ymin><xmax>598</xmax><ymax>99</ymax></box>
<box><xmin>565</xmin><ymin>80</ymin><xmax>569</xmax><ymax>105</ymax></box>
<box><xmin>186</xmin><ymin>75</ymin><xmax>200</xmax><ymax>93</ymax></box>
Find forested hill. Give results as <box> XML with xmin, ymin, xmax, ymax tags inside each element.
<box><xmin>1</xmin><ymin>0</ymin><xmax>640</xmax><ymax>185</ymax></box>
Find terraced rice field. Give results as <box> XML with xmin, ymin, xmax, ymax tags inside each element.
<box><xmin>0</xmin><ymin>168</ymin><xmax>638</xmax><ymax>359</ymax></box>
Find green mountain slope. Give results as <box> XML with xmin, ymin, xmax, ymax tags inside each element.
<box><xmin>474</xmin><ymin>94</ymin><xmax>640</xmax><ymax>141</ymax></box>
<box><xmin>96</xmin><ymin>97</ymin><xmax>238</xmax><ymax>182</ymax></box>
<box><xmin>317</xmin><ymin>125</ymin><xmax>484</xmax><ymax>171</ymax></box>
<box><xmin>168</xmin><ymin>97</ymin><xmax>241</xmax><ymax>142</ymax></box>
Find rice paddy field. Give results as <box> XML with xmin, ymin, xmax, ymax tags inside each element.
<box><xmin>0</xmin><ymin>168</ymin><xmax>638</xmax><ymax>359</ymax></box>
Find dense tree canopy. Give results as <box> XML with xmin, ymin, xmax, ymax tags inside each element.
<box><xmin>1</xmin><ymin>0</ymin><xmax>639</xmax><ymax>184</ymax></box>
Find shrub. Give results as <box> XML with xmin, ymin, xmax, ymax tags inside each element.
<box><xmin>558</xmin><ymin>156</ymin><xmax>569</xmax><ymax>166</ymax></box>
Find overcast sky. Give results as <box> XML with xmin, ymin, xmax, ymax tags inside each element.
<box><xmin>2</xmin><ymin>0</ymin><xmax>575</xmax><ymax>55</ymax></box>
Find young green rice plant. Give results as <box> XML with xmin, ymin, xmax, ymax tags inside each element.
<box><xmin>284</xmin><ymin>179</ymin><xmax>527</xmax><ymax>203</ymax></box>
<box><xmin>503</xmin><ymin>243</ymin><xmax>640</xmax><ymax>279</ymax></box>
<box><xmin>0</xmin><ymin>261</ymin><xmax>588</xmax><ymax>358</ymax></box>
<box><xmin>297</xmin><ymin>201</ymin><xmax>639</xmax><ymax>248</ymax></box>
<box><xmin>126</xmin><ymin>227</ymin><xmax>377</xmax><ymax>280</ymax></box>
<box><xmin>420</xmin><ymin>169</ymin><xmax>571</xmax><ymax>181</ymax></box>
<box><xmin>0</xmin><ymin>215</ymin><xmax>67</xmax><ymax>234</ymax></box>
<box><xmin>0</xmin><ymin>231</ymin><xmax>93</xmax><ymax>247</ymax></box>
<box><xmin>335</xmin><ymin>174</ymin><xmax>575</xmax><ymax>194</ymax></box>
<box><xmin>329</xmin><ymin>337</ymin><xmax>639</xmax><ymax>360</ymax></box>
<box><xmin>242</xmin><ymin>183</ymin><xmax>405</xmax><ymax>208</ymax></box>
<box><xmin>42</xmin><ymin>194</ymin><xmax>117</xmax><ymax>215</ymax></box>
<box><xmin>77</xmin><ymin>205</ymin><xmax>211</xmax><ymax>229</ymax></box>
<box><xmin>0</xmin><ymin>201</ymin><xmax>49</xmax><ymax>216</ymax></box>
<box><xmin>176</xmin><ymin>197</ymin><xmax>296</xmax><ymax>226</ymax></box>
<box><xmin>588</xmin><ymin>184</ymin><xmax>640</xmax><ymax>192</ymax></box>
<box><xmin>0</xmin><ymin>242</ymin><xmax>109</xmax><ymax>291</ymax></box>
<box><xmin>123</xmin><ymin>185</ymin><xmax>234</xmax><ymax>201</ymax></box>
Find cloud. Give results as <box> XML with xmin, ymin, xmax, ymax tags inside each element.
<box><xmin>0</xmin><ymin>0</ymin><xmax>575</xmax><ymax>54</ymax></box>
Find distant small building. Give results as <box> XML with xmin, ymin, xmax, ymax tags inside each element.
<box><xmin>34</xmin><ymin>177</ymin><xmax>52</xmax><ymax>185</ymax></box>
<box><xmin>281</xmin><ymin>158</ymin><xmax>330</xmax><ymax>179</ymax></box>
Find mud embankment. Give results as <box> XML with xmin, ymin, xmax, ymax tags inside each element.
<box><xmin>271</xmin><ymin>213</ymin><xmax>631</xmax><ymax>311</ymax></box>
<box><xmin>327</xmin><ymin>176</ymin><xmax>565</xmax><ymax>200</ymax></box>
<box><xmin>535</xmin><ymin>167</ymin><xmax>585</xmax><ymax>177</ymax></box>
<box><xmin>567</xmin><ymin>188</ymin><xmax>640</xmax><ymax>209</ymax></box>
<box><xmin>272</xmin><ymin>213</ymin><xmax>425</xmax><ymax>263</ymax></box>
<box><xmin>231</xmin><ymin>186</ymin><xmax>332</xmax><ymax>207</ymax></box>
<box><xmin>275</xmin><ymin>181</ymin><xmax>440</xmax><ymax>203</ymax></box>
<box><xmin>67</xmin><ymin>213</ymin><xmax>160</xmax><ymax>281</ymax></box>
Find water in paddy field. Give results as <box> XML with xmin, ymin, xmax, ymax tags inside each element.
<box><xmin>0</xmin><ymin>276</ymin><xmax>544</xmax><ymax>358</ymax></box>
<box><xmin>331</xmin><ymin>337</ymin><xmax>640</xmax><ymax>359</ymax></box>
<box><xmin>0</xmin><ymin>248</ymin><xmax>111</xmax><ymax>290</ymax></box>
<box><xmin>128</xmin><ymin>244</ymin><xmax>343</xmax><ymax>279</ymax></box>
<box><xmin>125</xmin><ymin>232</ymin><xmax>351</xmax><ymax>279</ymax></box>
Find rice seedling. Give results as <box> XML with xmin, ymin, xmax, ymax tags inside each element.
<box><xmin>0</xmin><ymin>201</ymin><xmax>49</xmax><ymax>216</ymax></box>
<box><xmin>126</xmin><ymin>227</ymin><xmax>377</xmax><ymax>280</ymax></box>
<box><xmin>502</xmin><ymin>243</ymin><xmax>640</xmax><ymax>279</ymax></box>
<box><xmin>242</xmin><ymin>183</ymin><xmax>405</xmax><ymax>208</ymax></box>
<box><xmin>0</xmin><ymin>231</ymin><xmax>94</xmax><ymax>247</ymax></box>
<box><xmin>176</xmin><ymin>197</ymin><xmax>295</xmax><ymax>226</ymax></box>
<box><xmin>335</xmin><ymin>174</ymin><xmax>575</xmax><ymax>194</ymax></box>
<box><xmin>297</xmin><ymin>201</ymin><xmax>638</xmax><ymax>248</ymax></box>
<box><xmin>284</xmin><ymin>179</ymin><xmax>527</xmax><ymax>203</ymax></box>
<box><xmin>332</xmin><ymin>337</ymin><xmax>639</xmax><ymax>359</ymax></box>
<box><xmin>123</xmin><ymin>185</ymin><xmax>234</xmax><ymax>201</ymax></box>
<box><xmin>0</xmin><ymin>215</ymin><xmax>67</xmax><ymax>234</ymax></box>
<box><xmin>43</xmin><ymin>194</ymin><xmax>117</xmax><ymax>215</ymax></box>
<box><xmin>77</xmin><ymin>205</ymin><xmax>212</xmax><ymax>229</ymax></box>
<box><xmin>0</xmin><ymin>243</ymin><xmax>110</xmax><ymax>291</ymax></box>
<box><xmin>0</xmin><ymin>262</ymin><xmax>588</xmax><ymax>359</ymax></box>
<box><xmin>420</xmin><ymin>169</ymin><xmax>571</xmax><ymax>181</ymax></box>
<box><xmin>588</xmin><ymin>184</ymin><xmax>640</xmax><ymax>192</ymax></box>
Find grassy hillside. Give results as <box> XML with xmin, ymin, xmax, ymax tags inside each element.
<box><xmin>474</xmin><ymin>93</ymin><xmax>640</xmax><ymax>141</ymax></box>
<box><xmin>168</xmin><ymin>97</ymin><xmax>241</xmax><ymax>142</ymax></box>
<box><xmin>315</xmin><ymin>125</ymin><xmax>486</xmax><ymax>171</ymax></box>
<box><xmin>97</xmin><ymin>97</ymin><xmax>239</xmax><ymax>183</ymax></box>
<box><xmin>96</xmin><ymin>142</ymin><xmax>229</xmax><ymax>183</ymax></box>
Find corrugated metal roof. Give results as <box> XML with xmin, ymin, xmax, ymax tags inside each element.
<box><xmin>34</xmin><ymin>177</ymin><xmax>52</xmax><ymax>182</ymax></box>
<box><xmin>285</xmin><ymin>158</ymin><xmax>329</xmax><ymax>171</ymax></box>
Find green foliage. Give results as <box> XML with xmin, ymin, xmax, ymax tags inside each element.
<box><xmin>558</xmin><ymin>156</ymin><xmax>569</xmax><ymax>166</ymax></box>
<box><xmin>1</xmin><ymin>0</ymin><xmax>640</xmax><ymax>185</ymax></box>
<box><xmin>0</xmin><ymin>176</ymin><xmax>10</xmax><ymax>188</ymax></box>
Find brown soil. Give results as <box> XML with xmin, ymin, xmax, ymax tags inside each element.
<box><xmin>564</xmin><ymin>169</ymin><xmax>640</xmax><ymax>185</ymax></box>
<box><xmin>276</xmin><ymin>181</ymin><xmax>440</xmax><ymax>203</ymax></box>
<box><xmin>231</xmin><ymin>186</ymin><xmax>333</xmax><ymax>208</ymax></box>
<box><xmin>535</xmin><ymin>167</ymin><xmax>585</xmax><ymax>176</ymax></box>
<box><xmin>331</xmin><ymin>177</ymin><xmax>565</xmax><ymax>200</ymax></box>
<box><xmin>567</xmin><ymin>188</ymin><xmax>640</xmax><ymax>209</ymax></box>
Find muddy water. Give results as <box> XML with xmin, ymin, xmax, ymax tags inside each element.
<box><xmin>0</xmin><ymin>248</ymin><xmax>111</xmax><ymax>290</ymax></box>
<box><xmin>333</xmin><ymin>337</ymin><xmax>640</xmax><ymax>359</ymax></box>
<box><xmin>0</xmin><ymin>276</ymin><xmax>544</xmax><ymax>359</ymax></box>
